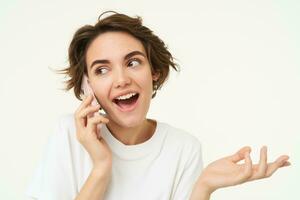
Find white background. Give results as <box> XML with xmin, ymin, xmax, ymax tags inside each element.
<box><xmin>0</xmin><ymin>0</ymin><xmax>299</xmax><ymax>199</ymax></box>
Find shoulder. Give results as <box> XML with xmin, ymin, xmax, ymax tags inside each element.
<box><xmin>158</xmin><ymin>121</ymin><xmax>203</xmax><ymax>171</ymax></box>
<box><xmin>26</xmin><ymin>113</ymin><xmax>78</xmax><ymax>199</ymax></box>
<box><xmin>54</xmin><ymin>113</ymin><xmax>76</xmax><ymax>134</ymax></box>
<box><xmin>57</xmin><ymin>113</ymin><xmax>76</xmax><ymax>128</ymax></box>
<box><xmin>159</xmin><ymin>122</ymin><xmax>201</xmax><ymax>146</ymax></box>
<box><xmin>158</xmin><ymin>121</ymin><xmax>202</xmax><ymax>154</ymax></box>
<box><xmin>47</xmin><ymin>113</ymin><xmax>76</xmax><ymax>146</ymax></box>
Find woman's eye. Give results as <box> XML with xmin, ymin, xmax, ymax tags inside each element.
<box><xmin>128</xmin><ymin>59</ymin><xmax>141</xmax><ymax>67</ymax></box>
<box><xmin>95</xmin><ymin>67</ymin><xmax>108</xmax><ymax>75</ymax></box>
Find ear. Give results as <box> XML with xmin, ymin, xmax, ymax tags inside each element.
<box><xmin>152</xmin><ymin>72</ymin><xmax>160</xmax><ymax>81</ymax></box>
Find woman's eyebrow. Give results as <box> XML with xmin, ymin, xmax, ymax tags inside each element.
<box><xmin>124</xmin><ymin>50</ymin><xmax>146</xmax><ymax>60</ymax></box>
<box><xmin>89</xmin><ymin>50</ymin><xmax>146</xmax><ymax>70</ymax></box>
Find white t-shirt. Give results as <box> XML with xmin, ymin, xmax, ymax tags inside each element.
<box><xmin>26</xmin><ymin>114</ymin><xmax>203</xmax><ymax>200</ymax></box>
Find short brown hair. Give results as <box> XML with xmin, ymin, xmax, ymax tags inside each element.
<box><xmin>57</xmin><ymin>11</ymin><xmax>179</xmax><ymax>101</ymax></box>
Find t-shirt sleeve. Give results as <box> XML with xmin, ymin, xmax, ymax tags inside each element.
<box><xmin>25</xmin><ymin>116</ymin><xmax>77</xmax><ymax>200</ymax></box>
<box><xmin>172</xmin><ymin>138</ymin><xmax>203</xmax><ymax>200</ymax></box>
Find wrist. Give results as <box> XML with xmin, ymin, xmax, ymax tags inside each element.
<box><xmin>190</xmin><ymin>184</ymin><xmax>212</xmax><ymax>200</ymax></box>
<box><xmin>91</xmin><ymin>167</ymin><xmax>111</xmax><ymax>181</ymax></box>
<box><xmin>196</xmin><ymin>178</ymin><xmax>215</xmax><ymax>195</ymax></box>
<box><xmin>190</xmin><ymin>177</ymin><xmax>215</xmax><ymax>200</ymax></box>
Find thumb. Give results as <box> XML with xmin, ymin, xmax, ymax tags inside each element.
<box><xmin>229</xmin><ymin>146</ymin><xmax>251</xmax><ymax>163</ymax></box>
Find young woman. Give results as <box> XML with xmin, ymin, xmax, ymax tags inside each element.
<box><xmin>26</xmin><ymin>11</ymin><xmax>290</xmax><ymax>200</ymax></box>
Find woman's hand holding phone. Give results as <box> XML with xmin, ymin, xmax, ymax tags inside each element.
<box><xmin>74</xmin><ymin>94</ymin><xmax>112</xmax><ymax>177</ymax></box>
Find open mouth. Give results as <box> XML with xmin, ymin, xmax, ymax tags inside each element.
<box><xmin>113</xmin><ymin>93</ymin><xmax>139</xmax><ymax>111</ymax></box>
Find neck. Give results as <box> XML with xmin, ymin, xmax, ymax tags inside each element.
<box><xmin>106</xmin><ymin>118</ymin><xmax>156</xmax><ymax>145</ymax></box>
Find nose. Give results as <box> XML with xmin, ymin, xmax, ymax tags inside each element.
<box><xmin>113</xmin><ymin>68</ymin><xmax>131</xmax><ymax>89</ymax></box>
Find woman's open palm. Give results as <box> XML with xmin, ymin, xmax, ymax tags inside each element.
<box><xmin>197</xmin><ymin>146</ymin><xmax>290</xmax><ymax>193</ymax></box>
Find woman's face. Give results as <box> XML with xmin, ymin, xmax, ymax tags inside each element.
<box><xmin>85</xmin><ymin>31</ymin><xmax>158</xmax><ymax>128</ymax></box>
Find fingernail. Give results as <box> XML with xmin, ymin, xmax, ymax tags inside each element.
<box><xmin>286</xmin><ymin>155</ymin><xmax>290</xmax><ymax>160</ymax></box>
<box><xmin>282</xmin><ymin>161</ymin><xmax>291</xmax><ymax>167</ymax></box>
<box><xmin>263</xmin><ymin>146</ymin><xmax>267</xmax><ymax>150</ymax></box>
<box><xmin>281</xmin><ymin>158</ymin><xmax>289</xmax><ymax>164</ymax></box>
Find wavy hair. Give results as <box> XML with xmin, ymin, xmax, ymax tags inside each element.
<box><xmin>56</xmin><ymin>11</ymin><xmax>179</xmax><ymax>100</ymax></box>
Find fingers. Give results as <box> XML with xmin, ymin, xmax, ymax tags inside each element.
<box><xmin>75</xmin><ymin>95</ymin><xmax>99</xmax><ymax>128</ymax></box>
<box><xmin>234</xmin><ymin>151</ymin><xmax>253</xmax><ymax>184</ymax></box>
<box><xmin>76</xmin><ymin>112</ymin><xmax>109</xmax><ymax>142</ymax></box>
<box><xmin>80</xmin><ymin>104</ymin><xmax>100</xmax><ymax>120</ymax></box>
<box><xmin>265</xmin><ymin>155</ymin><xmax>290</xmax><ymax>177</ymax></box>
<box><xmin>243</xmin><ymin>151</ymin><xmax>253</xmax><ymax>178</ymax></box>
<box><xmin>230</xmin><ymin>146</ymin><xmax>251</xmax><ymax>163</ymax></box>
<box><xmin>282</xmin><ymin>161</ymin><xmax>291</xmax><ymax>167</ymax></box>
<box><xmin>86</xmin><ymin>113</ymin><xmax>109</xmax><ymax>133</ymax></box>
<box><xmin>75</xmin><ymin>94</ymin><xmax>110</xmax><ymax>143</ymax></box>
<box><xmin>255</xmin><ymin>146</ymin><xmax>268</xmax><ymax>178</ymax></box>
<box><xmin>78</xmin><ymin>94</ymin><xmax>94</xmax><ymax>111</ymax></box>
<box><xmin>247</xmin><ymin>148</ymin><xmax>290</xmax><ymax>181</ymax></box>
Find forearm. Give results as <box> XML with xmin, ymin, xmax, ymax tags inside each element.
<box><xmin>189</xmin><ymin>180</ymin><xmax>213</xmax><ymax>200</ymax></box>
<box><xmin>190</xmin><ymin>190</ymin><xmax>211</xmax><ymax>200</ymax></box>
<box><xmin>75</xmin><ymin>169</ymin><xmax>110</xmax><ymax>200</ymax></box>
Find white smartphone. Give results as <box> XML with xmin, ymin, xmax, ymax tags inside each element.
<box><xmin>81</xmin><ymin>75</ymin><xmax>106</xmax><ymax>116</ymax></box>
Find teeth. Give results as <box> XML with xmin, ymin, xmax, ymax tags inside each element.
<box><xmin>116</xmin><ymin>92</ymin><xmax>137</xmax><ymax>100</ymax></box>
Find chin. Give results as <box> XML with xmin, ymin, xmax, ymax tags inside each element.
<box><xmin>111</xmin><ymin>115</ymin><xmax>146</xmax><ymax>128</ymax></box>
